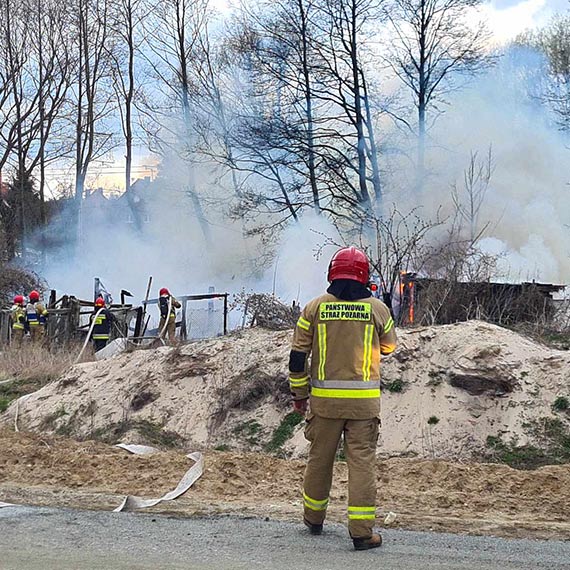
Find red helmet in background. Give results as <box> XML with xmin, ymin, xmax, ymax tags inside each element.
<box><xmin>14</xmin><ymin>295</ymin><xmax>24</xmax><ymax>305</ymax></box>
<box><xmin>29</xmin><ymin>290</ymin><xmax>40</xmax><ymax>302</ymax></box>
<box><xmin>327</xmin><ymin>247</ymin><xmax>370</xmax><ymax>284</ymax></box>
<box><xmin>95</xmin><ymin>297</ymin><xmax>106</xmax><ymax>307</ymax></box>
<box><xmin>159</xmin><ymin>287</ymin><xmax>170</xmax><ymax>296</ymax></box>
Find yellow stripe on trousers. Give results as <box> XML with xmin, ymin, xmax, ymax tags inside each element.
<box><xmin>348</xmin><ymin>506</ymin><xmax>376</xmax><ymax>520</ymax></box>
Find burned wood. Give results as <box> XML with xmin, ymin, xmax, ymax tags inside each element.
<box><xmin>400</xmin><ymin>274</ymin><xmax>565</xmax><ymax>327</ymax></box>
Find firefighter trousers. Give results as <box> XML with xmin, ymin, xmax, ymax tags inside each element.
<box><xmin>159</xmin><ymin>317</ymin><xmax>177</xmax><ymax>344</ymax></box>
<box><xmin>29</xmin><ymin>325</ymin><xmax>45</xmax><ymax>344</ymax></box>
<box><xmin>11</xmin><ymin>328</ymin><xmax>24</xmax><ymax>347</ymax></box>
<box><xmin>303</xmin><ymin>414</ymin><xmax>379</xmax><ymax>538</ymax></box>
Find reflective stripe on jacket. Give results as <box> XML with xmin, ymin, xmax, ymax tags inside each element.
<box><xmin>11</xmin><ymin>305</ymin><xmax>26</xmax><ymax>330</ymax></box>
<box><xmin>290</xmin><ymin>293</ymin><xmax>397</xmax><ymax>420</ymax></box>
<box><xmin>91</xmin><ymin>309</ymin><xmax>113</xmax><ymax>341</ymax></box>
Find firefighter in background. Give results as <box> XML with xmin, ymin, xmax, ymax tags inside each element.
<box><xmin>158</xmin><ymin>287</ymin><xmax>181</xmax><ymax>344</ymax></box>
<box><xmin>26</xmin><ymin>290</ymin><xmax>48</xmax><ymax>344</ymax></box>
<box><xmin>289</xmin><ymin>246</ymin><xmax>397</xmax><ymax>551</ymax></box>
<box><xmin>90</xmin><ymin>296</ymin><xmax>114</xmax><ymax>352</ymax></box>
<box><xmin>10</xmin><ymin>295</ymin><xmax>27</xmax><ymax>346</ymax></box>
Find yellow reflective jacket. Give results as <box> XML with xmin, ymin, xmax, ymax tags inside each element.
<box><xmin>290</xmin><ymin>293</ymin><xmax>397</xmax><ymax>419</ymax></box>
<box><xmin>11</xmin><ymin>304</ymin><xmax>26</xmax><ymax>330</ymax></box>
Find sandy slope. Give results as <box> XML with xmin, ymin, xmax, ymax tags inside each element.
<box><xmin>3</xmin><ymin>321</ymin><xmax>570</xmax><ymax>460</ymax></box>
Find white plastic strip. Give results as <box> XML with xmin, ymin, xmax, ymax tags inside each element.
<box><xmin>0</xmin><ymin>501</ymin><xmax>16</xmax><ymax>508</ymax></box>
<box><xmin>14</xmin><ymin>393</ymin><xmax>32</xmax><ymax>433</ymax></box>
<box><xmin>113</xmin><ymin>446</ymin><xmax>203</xmax><ymax>512</ymax></box>
<box><xmin>115</xmin><ymin>443</ymin><xmax>159</xmax><ymax>456</ymax></box>
<box><xmin>75</xmin><ymin>308</ymin><xmax>104</xmax><ymax>364</ymax></box>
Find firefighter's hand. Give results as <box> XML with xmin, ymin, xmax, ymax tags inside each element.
<box><xmin>293</xmin><ymin>398</ymin><xmax>308</xmax><ymax>414</ymax></box>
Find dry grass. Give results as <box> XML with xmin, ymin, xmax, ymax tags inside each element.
<box><xmin>0</xmin><ymin>343</ymin><xmax>80</xmax><ymax>410</ymax></box>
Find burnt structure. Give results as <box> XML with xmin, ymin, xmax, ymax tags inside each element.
<box><xmin>399</xmin><ymin>274</ymin><xmax>564</xmax><ymax>327</ymax></box>
<box><xmin>0</xmin><ymin>290</ymin><xmax>229</xmax><ymax>347</ymax></box>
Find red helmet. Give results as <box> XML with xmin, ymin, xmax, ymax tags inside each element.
<box><xmin>29</xmin><ymin>290</ymin><xmax>40</xmax><ymax>302</ymax></box>
<box><xmin>327</xmin><ymin>247</ymin><xmax>370</xmax><ymax>284</ymax></box>
<box><xmin>159</xmin><ymin>287</ymin><xmax>170</xmax><ymax>296</ymax></box>
<box><xmin>14</xmin><ymin>295</ymin><xmax>24</xmax><ymax>305</ymax></box>
<box><xmin>95</xmin><ymin>297</ymin><xmax>106</xmax><ymax>307</ymax></box>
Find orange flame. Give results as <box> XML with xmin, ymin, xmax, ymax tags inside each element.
<box><xmin>408</xmin><ymin>282</ymin><xmax>415</xmax><ymax>324</ymax></box>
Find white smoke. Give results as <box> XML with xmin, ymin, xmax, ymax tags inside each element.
<box><xmin>38</xmin><ymin>44</ymin><xmax>570</xmax><ymax>314</ymax></box>
<box><xmin>415</xmin><ymin>46</ymin><xmax>570</xmax><ymax>284</ymax></box>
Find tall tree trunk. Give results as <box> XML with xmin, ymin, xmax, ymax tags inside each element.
<box><xmin>350</xmin><ymin>0</ymin><xmax>370</xmax><ymax>207</ymax></box>
<box><xmin>177</xmin><ymin>7</ymin><xmax>211</xmax><ymax>244</ymax></box>
<box><xmin>416</xmin><ymin>0</ymin><xmax>427</xmax><ymax>192</ymax></box>
<box><xmin>362</xmin><ymin>73</ymin><xmax>382</xmax><ymax>208</ymax></box>
<box><xmin>125</xmin><ymin>0</ymin><xmax>134</xmax><ymax>196</ymax></box>
<box><xmin>37</xmin><ymin>0</ymin><xmax>47</xmax><ymax>265</ymax></box>
<box><xmin>298</xmin><ymin>0</ymin><xmax>319</xmax><ymax>213</ymax></box>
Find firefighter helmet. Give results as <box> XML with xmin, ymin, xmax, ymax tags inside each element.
<box><xmin>95</xmin><ymin>297</ymin><xmax>106</xmax><ymax>307</ymax></box>
<box><xmin>159</xmin><ymin>287</ymin><xmax>170</xmax><ymax>296</ymax></box>
<box><xmin>14</xmin><ymin>295</ymin><xmax>24</xmax><ymax>305</ymax></box>
<box><xmin>29</xmin><ymin>290</ymin><xmax>40</xmax><ymax>302</ymax></box>
<box><xmin>327</xmin><ymin>247</ymin><xmax>370</xmax><ymax>284</ymax></box>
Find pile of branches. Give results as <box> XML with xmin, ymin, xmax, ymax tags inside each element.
<box><xmin>233</xmin><ymin>291</ymin><xmax>300</xmax><ymax>330</ymax></box>
<box><xmin>0</xmin><ymin>265</ymin><xmax>44</xmax><ymax>306</ymax></box>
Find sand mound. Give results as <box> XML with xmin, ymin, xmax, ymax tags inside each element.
<box><xmin>3</xmin><ymin>321</ymin><xmax>570</xmax><ymax>461</ymax></box>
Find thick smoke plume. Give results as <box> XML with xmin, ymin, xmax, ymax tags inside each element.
<box><xmin>39</xmin><ymin>46</ymin><xmax>570</xmax><ymax>311</ymax></box>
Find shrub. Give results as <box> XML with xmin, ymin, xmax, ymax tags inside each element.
<box><xmin>386</xmin><ymin>379</ymin><xmax>404</xmax><ymax>393</ymax></box>
<box><xmin>553</xmin><ymin>396</ymin><xmax>570</xmax><ymax>412</ymax></box>
<box><xmin>427</xmin><ymin>416</ymin><xmax>440</xmax><ymax>425</ymax></box>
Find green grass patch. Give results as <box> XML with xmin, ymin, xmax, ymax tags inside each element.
<box><xmin>385</xmin><ymin>379</ymin><xmax>404</xmax><ymax>393</ymax></box>
<box><xmin>0</xmin><ymin>396</ymin><xmax>11</xmax><ymax>413</ymax></box>
<box><xmin>91</xmin><ymin>419</ymin><xmax>184</xmax><ymax>449</ymax></box>
<box><xmin>541</xmin><ymin>332</ymin><xmax>570</xmax><ymax>350</ymax></box>
<box><xmin>233</xmin><ymin>419</ymin><xmax>263</xmax><ymax>446</ymax></box>
<box><xmin>485</xmin><ymin>418</ymin><xmax>570</xmax><ymax>469</ymax></box>
<box><xmin>265</xmin><ymin>412</ymin><xmax>304</xmax><ymax>452</ymax></box>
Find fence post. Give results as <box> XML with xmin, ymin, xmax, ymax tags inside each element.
<box><xmin>223</xmin><ymin>294</ymin><xmax>228</xmax><ymax>335</ymax></box>
<box><xmin>181</xmin><ymin>299</ymin><xmax>188</xmax><ymax>340</ymax></box>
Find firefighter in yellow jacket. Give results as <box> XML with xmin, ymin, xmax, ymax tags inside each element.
<box><xmin>158</xmin><ymin>287</ymin><xmax>181</xmax><ymax>344</ymax></box>
<box><xmin>289</xmin><ymin>246</ymin><xmax>397</xmax><ymax>551</ymax></box>
<box><xmin>26</xmin><ymin>290</ymin><xmax>48</xmax><ymax>344</ymax></box>
<box><xmin>10</xmin><ymin>295</ymin><xmax>27</xmax><ymax>346</ymax></box>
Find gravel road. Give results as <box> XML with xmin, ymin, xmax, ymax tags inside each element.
<box><xmin>1</xmin><ymin>506</ymin><xmax>569</xmax><ymax>570</ymax></box>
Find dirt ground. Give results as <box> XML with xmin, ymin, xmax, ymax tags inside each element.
<box><xmin>2</xmin><ymin>428</ymin><xmax>570</xmax><ymax>541</ymax></box>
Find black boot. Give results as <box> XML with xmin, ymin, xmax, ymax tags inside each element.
<box><xmin>304</xmin><ymin>518</ymin><xmax>323</xmax><ymax>536</ymax></box>
<box><xmin>353</xmin><ymin>533</ymin><xmax>382</xmax><ymax>551</ymax></box>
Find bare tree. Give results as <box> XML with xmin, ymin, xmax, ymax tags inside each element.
<box><xmin>108</xmin><ymin>0</ymin><xmax>145</xmax><ymax>228</ymax></box>
<box><xmin>140</xmin><ymin>0</ymin><xmax>211</xmax><ymax>242</ymax></box>
<box><xmin>30</xmin><ymin>0</ymin><xmax>73</xmax><ymax>229</ymax></box>
<box><xmin>384</xmin><ymin>0</ymin><xmax>492</xmax><ymax>189</ymax></box>
<box><xmin>225</xmin><ymin>0</ymin><xmax>385</xmax><ymax>228</ymax></box>
<box><xmin>451</xmin><ymin>146</ymin><xmax>493</xmax><ymax>242</ymax></box>
<box><xmin>314</xmin><ymin>0</ymin><xmax>383</xmax><ymax>207</ymax></box>
<box><xmin>74</xmin><ymin>0</ymin><xmax>116</xmax><ymax>236</ymax></box>
<box><xmin>515</xmin><ymin>15</ymin><xmax>570</xmax><ymax>130</ymax></box>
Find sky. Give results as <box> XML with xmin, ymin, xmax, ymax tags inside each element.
<box><xmin>484</xmin><ymin>0</ymin><xmax>568</xmax><ymax>43</ymax></box>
